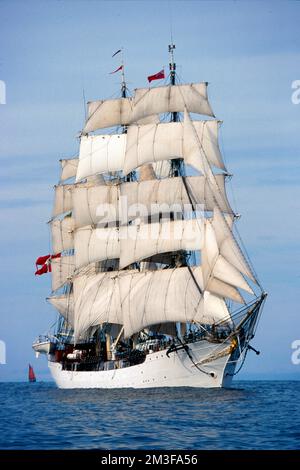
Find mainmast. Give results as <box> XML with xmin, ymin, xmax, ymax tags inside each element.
<box><xmin>120</xmin><ymin>50</ymin><xmax>135</xmax><ymax>183</ymax></box>
<box><xmin>168</xmin><ymin>43</ymin><xmax>186</xmax><ymax>269</ymax></box>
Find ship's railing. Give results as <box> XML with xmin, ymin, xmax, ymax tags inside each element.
<box><xmin>33</xmin><ymin>334</ymin><xmax>57</xmax><ymax>345</ymax></box>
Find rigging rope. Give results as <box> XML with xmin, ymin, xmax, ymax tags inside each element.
<box><xmin>171</xmin><ymin>337</ymin><xmax>215</xmax><ymax>377</ymax></box>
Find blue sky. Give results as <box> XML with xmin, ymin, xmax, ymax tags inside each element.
<box><xmin>0</xmin><ymin>0</ymin><xmax>299</xmax><ymax>381</ymax></box>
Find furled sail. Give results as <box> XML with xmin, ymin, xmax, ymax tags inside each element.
<box><xmin>124</xmin><ymin>120</ymin><xmax>224</xmax><ymax>175</ymax></box>
<box><xmin>51</xmin><ymin>215</ymin><xmax>74</xmax><ymax>254</ymax></box>
<box><xmin>47</xmin><ymin>293</ymin><xmax>74</xmax><ymax>326</ymax></box>
<box><xmin>130</xmin><ymin>83</ymin><xmax>214</xmax><ymax>122</ymax></box>
<box><xmin>51</xmin><ymin>255</ymin><xmax>75</xmax><ymax>291</ymax></box>
<box><xmin>60</xmin><ymin>158</ymin><xmax>78</xmax><ymax>182</ymax></box>
<box><xmin>73</xmin><ymin>267</ymin><xmax>231</xmax><ymax>340</ymax></box>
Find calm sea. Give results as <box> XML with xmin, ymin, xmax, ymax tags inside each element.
<box><xmin>0</xmin><ymin>381</ymin><xmax>299</xmax><ymax>450</ymax></box>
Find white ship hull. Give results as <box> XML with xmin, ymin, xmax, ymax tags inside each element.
<box><xmin>48</xmin><ymin>340</ymin><xmax>236</xmax><ymax>389</ymax></box>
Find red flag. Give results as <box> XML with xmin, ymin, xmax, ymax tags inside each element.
<box><xmin>35</xmin><ymin>253</ymin><xmax>60</xmax><ymax>267</ymax></box>
<box><xmin>35</xmin><ymin>253</ymin><xmax>61</xmax><ymax>275</ymax></box>
<box><xmin>109</xmin><ymin>65</ymin><xmax>123</xmax><ymax>74</ymax></box>
<box><xmin>35</xmin><ymin>263</ymin><xmax>49</xmax><ymax>276</ymax></box>
<box><xmin>147</xmin><ymin>69</ymin><xmax>165</xmax><ymax>83</ymax></box>
<box><xmin>35</xmin><ymin>254</ymin><xmax>50</xmax><ymax>267</ymax></box>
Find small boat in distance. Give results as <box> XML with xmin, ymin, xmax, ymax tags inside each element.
<box><xmin>28</xmin><ymin>364</ymin><xmax>36</xmax><ymax>383</ymax></box>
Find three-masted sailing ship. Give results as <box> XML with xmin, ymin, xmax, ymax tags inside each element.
<box><xmin>33</xmin><ymin>45</ymin><xmax>267</xmax><ymax>388</ymax></box>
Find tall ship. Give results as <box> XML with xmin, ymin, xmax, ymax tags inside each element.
<box><xmin>33</xmin><ymin>45</ymin><xmax>267</xmax><ymax>388</ymax></box>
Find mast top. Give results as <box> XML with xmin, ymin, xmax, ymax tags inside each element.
<box><xmin>168</xmin><ymin>43</ymin><xmax>176</xmax><ymax>86</ymax></box>
<box><xmin>120</xmin><ymin>48</ymin><xmax>126</xmax><ymax>98</ymax></box>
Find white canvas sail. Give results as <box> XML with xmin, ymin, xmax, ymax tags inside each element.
<box><xmin>74</xmin><ymin>226</ymin><xmax>119</xmax><ymax>269</ymax></box>
<box><xmin>202</xmin><ymin>221</ymin><xmax>253</xmax><ymax>294</ymax></box>
<box><xmin>73</xmin><ymin>272</ymin><xmax>123</xmax><ymax>340</ymax></box>
<box><xmin>71</xmin><ymin>175</ymin><xmax>232</xmax><ymax>229</ymax></box>
<box><xmin>183</xmin><ymin>110</ymin><xmax>233</xmax><ymax>213</ymax></box>
<box><xmin>47</xmin><ymin>293</ymin><xmax>74</xmax><ymax>326</ymax></box>
<box><xmin>52</xmin><ymin>184</ymin><xmax>73</xmax><ymax>218</ymax></box>
<box><xmin>124</xmin><ymin>120</ymin><xmax>224</xmax><ymax>175</ymax></box>
<box><xmin>73</xmin><ymin>266</ymin><xmax>232</xmax><ymax>340</ymax></box>
<box><xmin>72</xmin><ymin>185</ymin><xmax>119</xmax><ymax>228</ymax></box>
<box><xmin>139</xmin><ymin>163</ymin><xmax>156</xmax><ymax>181</ymax></box>
<box><xmin>131</xmin><ymin>83</ymin><xmax>214</xmax><ymax>122</ymax></box>
<box><xmin>60</xmin><ymin>158</ymin><xmax>78</xmax><ymax>182</ymax></box>
<box><xmin>83</xmin><ymin>97</ymin><xmax>133</xmax><ymax>133</ymax></box>
<box><xmin>207</xmin><ymin>277</ymin><xmax>244</xmax><ymax>304</ymax></box>
<box><xmin>83</xmin><ymin>97</ymin><xmax>159</xmax><ymax>133</ymax></box>
<box><xmin>51</xmin><ymin>215</ymin><xmax>74</xmax><ymax>254</ymax></box>
<box><xmin>76</xmin><ymin>134</ymin><xmax>126</xmax><ymax>182</ymax></box>
<box><xmin>122</xmin><ymin>174</ymin><xmax>232</xmax><ymax>215</ymax></box>
<box><xmin>51</xmin><ymin>255</ymin><xmax>75</xmax><ymax>291</ymax></box>
<box><xmin>119</xmin><ymin>218</ymin><xmax>204</xmax><ymax>269</ymax></box>
<box><xmin>212</xmin><ymin>206</ymin><xmax>255</xmax><ymax>282</ymax></box>
<box><xmin>74</xmin><ymin>218</ymin><xmax>204</xmax><ymax>270</ymax></box>
<box><xmin>153</xmin><ymin>160</ymin><xmax>171</xmax><ymax>178</ymax></box>
<box><xmin>78</xmin><ymin>117</ymin><xmax>225</xmax><ymax>180</ymax></box>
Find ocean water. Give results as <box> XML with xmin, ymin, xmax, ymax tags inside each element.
<box><xmin>0</xmin><ymin>381</ymin><xmax>299</xmax><ymax>450</ymax></box>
